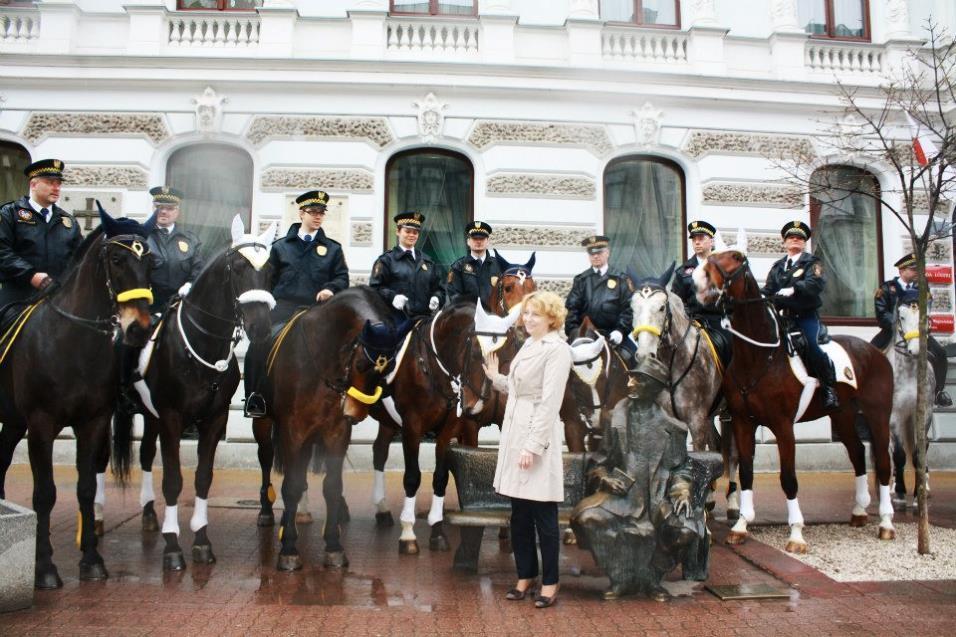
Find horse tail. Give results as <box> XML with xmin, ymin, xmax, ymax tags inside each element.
<box><xmin>110</xmin><ymin>400</ymin><xmax>135</xmax><ymax>487</ymax></box>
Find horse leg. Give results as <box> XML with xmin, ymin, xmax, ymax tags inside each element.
<box><xmin>139</xmin><ymin>416</ymin><xmax>160</xmax><ymax>532</ymax></box>
<box><xmin>719</xmin><ymin>413</ymin><xmax>740</xmax><ymax>521</ymax></box>
<box><xmin>772</xmin><ymin>425</ymin><xmax>807</xmax><ymax>554</ymax></box>
<box><xmin>891</xmin><ymin>431</ymin><xmax>908</xmax><ymax>511</ymax></box>
<box><xmin>277</xmin><ymin>446</ymin><xmax>309</xmax><ymax>572</ymax></box>
<box><xmin>833</xmin><ymin>412</ymin><xmax>870</xmax><ymax>527</ymax></box>
<box><xmin>399</xmin><ymin>433</ymin><xmax>423</xmax><ymax>555</ymax></box>
<box><xmin>861</xmin><ymin>401</ymin><xmax>896</xmax><ymax>540</ymax></box>
<box><xmin>322</xmin><ymin>449</ymin><xmax>349</xmax><ymax>568</ymax></box>
<box><xmin>190</xmin><ymin>412</ymin><xmax>226</xmax><ymax>565</ymax></box>
<box><xmin>93</xmin><ymin>430</ymin><xmax>109</xmax><ymax>537</ymax></box>
<box><xmin>75</xmin><ymin>420</ymin><xmax>110</xmax><ymax>580</ymax></box>
<box><xmin>428</xmin><ymin>423</ymin><xmax>455</xmax><ymax>552</ymax></box>
<box><xmin>0</xmin><ymin>422</ymin><xmax>26</xmax><ymax>499</ymax></box>
<box><xmin>253</xmin><ymin>418</ymin><xmax>276</xmax><ymax>527</ymax></box>
<box><xmin>158</xmin><ymin>416</ymin><xmax>187</xmax><ymax>571</ymax></box>
<box><xmin>372</xmin><ymin>421</ymin><xmax>395</xmax><ymax>527</ymax></box>
<box><xmin>725</xmin><ymin>419</ymin><xmax>756</xmax><ymax>545</ymax></box>
<box><xmin>28</xmin><ymin>425</ymin><xmax>62</xmax><ymax>589</ymax></box>
<box><xmin>563</xmin><ymin>412</ymin><xmax>587</xmax><ymax>453</ymax></box>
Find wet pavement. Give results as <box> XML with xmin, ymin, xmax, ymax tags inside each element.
<box><xmin>1</xmin><ymin>465</ymin><xmax>954</xmax><ymax>636</ymax></box>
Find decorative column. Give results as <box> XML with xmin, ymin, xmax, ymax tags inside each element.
<box><xmin>479</xmin><ymin>0</ymin><xmax>516</xmax><ymax>64</ymax></box>
<box><xmin>349</xmin><ymin>0</ymin><xmax>388</xmax><ymax>60</ymax></box>
<box><xmin>687</xmin><ymin>0</ymin><xmax>728</xmax><ymax>75</ymax></box>
<box><xmin>37</xmin><ymin>0</ymin><xmax>80</xmax><ymax>54</ymax></box>
<box><xmin>258</xmin><ymin>0</ymin><xmax>298</xmax><ymax>58</ymax></box>
<box><xmin>566</xmin><ymin>0</ymin><xmax>601</xmax><ymax>67</ymax></box>
<box><xmin>768</xmin><ymin>0</ymin><xmax>807</xmax><ymax>80</ymax></box>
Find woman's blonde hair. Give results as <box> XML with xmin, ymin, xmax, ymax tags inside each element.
<box><xmin>521</xmin><ymin>290</ymin><xmax>567</xmax><ymax>331</ymax></box>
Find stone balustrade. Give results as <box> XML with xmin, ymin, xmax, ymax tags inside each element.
<box><xmin>167</xmin><ymin>12</ymin><xmax>260</xmax><ymax>48</ymax></box>
<box><xmin>805</xmin><ymin>41</ymin><xmax>884</xmax><ymax>74</ymax></box>
<box><xmin>0</xmin><ymin>7</ymin><xmax>40</xmax><ymax>45</ymax></box>
<box><xmin>602</xmin><ymin>27</ymin><xmax>688</xmax><ymax>64</ymax></box>
<box><xmin>385</xmin><ymin>18</ymin><xmax>479</xmax><ymax>56</ymax></box>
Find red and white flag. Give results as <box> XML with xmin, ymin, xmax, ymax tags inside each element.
<box><xmin>906</xmin><ymin>112</ymin><xmax>956</xmax><ymax>195</ymax></box>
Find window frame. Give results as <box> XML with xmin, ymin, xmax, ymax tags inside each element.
<box><xmin>802</xmin><ymin>0</ymin><xmax>871</xmax><ymax>43</ymax></box>
<box><xmin>389</xmin><ymin>0</ymin><xmax>478</xmax><ymax>17</ymax></box>
<box><xmin>601</xmin><ymin>0</ymin><xmax>682</xmax><ymax>30</ymax></box>
<box><xmin>809</xmin><ymin>164</ymin><xmax>883</xmax><ymax>326</ymax></box>
<box><xmin>175</xmin><ymin>1</ymin><xmax>261</xmax><ymax>11</ymax></box>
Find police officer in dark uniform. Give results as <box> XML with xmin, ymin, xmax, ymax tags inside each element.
<box><xmin>145</xmin><ymin>186</ymin><xmax>203</xmax><ymax>312</ymax></box>
<box><xmin>0</xmin><ymin>158</ymin><xmax>81</xmax><ymax>308</ymax></box>
<box><xmin>871</xmin><ymin>253</ymin><xmax>951</xmax><ymax>406</ymax></box>
<box><xmin>445</xmin><ymin>220</ymin><xmax>502</xmax><ymax>308</ymax></box>
<box><xmin>762</xmin><ymin>221</ymin><xmax>838</xmax><ymax>409</ymax></box>
<box><xmin>671</xmin><ymin>220</ymin><xmax>723</xmax><ymax>331</ymax></box>
<box><xmin>369</xmin><ymin>211</ymin><xmax>444</xmax><ymax>320</ymax></box>
<box><xmin>564</xmin><ymin>235</ymin><xmax>635</xmax><ymax>357</ymax></box>
<box><xmin>244</xmin><ymin>190</ymin><xmax>350</xmax><ymax>417</ymax></box>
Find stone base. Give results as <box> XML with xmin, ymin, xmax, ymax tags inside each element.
<box><xmin>0</xmin><ymin>499</ymin><xmax>36</xmax><ymax>612</ymax></box>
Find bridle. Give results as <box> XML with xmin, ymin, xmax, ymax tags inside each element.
<box><xmin>894</xmin><ymin>302</ymin><xmax>921</xmax><ymax>356</ymax></box>
<box><xmin>493</xmin><ymin>267</ymin><xmax>532</xmax><ymax>315</ymax></box>
<box><xmin>427</xmin><ymin>307</ymin><xmax>492</xmax><ymax>417</ymax></box>
<box><xmin>328</xmin><ymin>333</ymin><xmax>400</xmax><ymax>406</ymax></box>
<box><xmin>705</xmin><ymin>254</ymin><xmax>781</xmax><ymax>349</ymax></box>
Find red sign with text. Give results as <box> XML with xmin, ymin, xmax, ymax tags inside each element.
<box><xmin>926</xmin><ymin>265</ymin><xmax>953</xmax><ymax>285</ymax></box>
<box><xmin>930</xmin><ymin>315</ymin><xmax>955</xmax><ymax>333</ymax></box>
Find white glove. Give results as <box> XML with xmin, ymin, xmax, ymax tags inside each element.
<box><xmin>776</xmin><ymin>287</ymin><xmax>795</xmax><ymax>297</ymax></box>
<box><xmin>178</xmin><ymin>282</ymin><xmax>192</xmax><ymax>297</ymax></box>
<box><xmin>609</xmin><ymin>330</ymin><xmax>623</xmax><ymax>345</ymax></box>
<box><xmin>392</xmin><ymin>294</ymin><xmax>408</xmax><ymax>310</ymax></box>
<box><xmin>429</xmin><ymin>296</ymin><xmax>440</xmax><ymax>311</ymax></box>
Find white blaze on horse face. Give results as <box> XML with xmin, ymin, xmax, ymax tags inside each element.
<box><xmin>899</xmin><ymin>303</ymin><xmax>921</xmax><ymax>356</ymax></box>
<box><xmin>692</xmin><ymin>262</ymin><xmax>711</xmax><ymax>304</ymax></box>
<box><xmin>631</xmin><ymin>288</ymin><xmax>667</xmax><ymax>359</ymax></box>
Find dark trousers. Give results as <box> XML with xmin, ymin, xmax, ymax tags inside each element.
<box><xmin>928</xmin><ymin>336</ymin><xmax>949</xmax><ymax>394</ymax></box>
<box><xmin>510</xmin><ymin>497</ymin><xmax>560</xmax><ymax>586</ymax></box>
<box><xmin>794</xmin><ymin>316</ymin><xmax>829</xmax><ymax>379</ymax></box>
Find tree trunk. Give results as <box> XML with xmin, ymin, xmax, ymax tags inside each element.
<box><xmin>915</xmin><ymin>252</ymin><xmax>931</xmax><ymax>554</ymax></box>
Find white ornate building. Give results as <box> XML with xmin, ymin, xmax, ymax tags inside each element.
<box><xmin>2</xmin><ymin>0</ymin><xmax>955</xmax><ymax>463</ymax></box>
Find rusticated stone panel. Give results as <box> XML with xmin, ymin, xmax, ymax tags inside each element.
<box><xmin>351</xmin><ymin>222</ymin><xmax>373</xmax><ymax>246</ymax></box>
<box><xmin>261</xmin><ymin>168</ymin><xmax>374</xmax><ymax>192</ymax></box>
<box><xmin>930</xmin><ymin>288</ymin><xmax>953</xmax><ymax>313</ymax></box>
<box><xmin>62</xmin><ymin>165</ymin><xmax>149</xmax><ymax>190</ymax></box>
<box><xmin>536</xmin><ymin>278</ymin><xmax>573</xmax><ymax>297</ymax></box>
<box><xmin>351</xmin><ymin>274</ymin><xmax>370</xmax><ymax>286</ymax></box>
<box><xmin>683</xmin><ymin>131</ymin><xmax>814</xmax><ymax>159</ymax></box>
<box><xmin>246</xmin><ymin>116</ymin><xmax>393</xmax><ymax>147</ymax></box>
<box><xmin>493</xmin><ymin>225</ymin><xmax>596</xmax><ymax>248</ymax></box>
<box><xmin>902</xmin><ymin>236</ymin><xmax>953</xmax><ymax>262</ymax></box>
<box><xmin>734</xmin><ymin>232</ymin><xmax>784</xmax><ymax>256</ymax></box>
<box><xmin>468</xmin><ymin>121</ymin><xmax>613</xmax><ymax>156</ymax></box>
<box><xmin>22</xmin><ymin>112</ymin><xmax>170</xmax><ymax>144</ymax></box>
<box><xmin>703</xmin><ymin>182</ymin><xmax>803</xmax><ymax>208</ymax></box>
<box><xmin>911</xmin><ymin>191</ymin><xmax>952</xmax><ymax>213</ymax></box>
<box><xmin>486</xmin><ymin>173</ymin><xmax>596</xmax><ymax>199</ymax></box>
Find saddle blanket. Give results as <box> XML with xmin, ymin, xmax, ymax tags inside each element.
<box><xmin>787</xmin><ymin>340</ymin><xmax>857</xmax><ymax>422</ymax></box>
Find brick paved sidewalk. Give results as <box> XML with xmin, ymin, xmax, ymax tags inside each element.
<box><xmin>1</xmin><ymin>466</ymin><xmax>954</xmax><ymax>636</ymax></box>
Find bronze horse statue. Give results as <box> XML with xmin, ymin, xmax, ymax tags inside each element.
<box><xmin>0</xmin><ymin>206</ymin><xmax>153</xmax><ymax>588</ymax></box>
<box><xmin>697</xmin><ymin>250</ymin><xmax>896</xmax><ymax>552</ymax></box>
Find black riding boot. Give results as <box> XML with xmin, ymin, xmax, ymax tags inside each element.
<box><xmin>243</xmin><ymin>340</ymin><xmax>267</xmax><ymax>418</ymax></box>
<box><xmin>820</xmin><ymin>360</ymin><xmax>840</xmax><ymax>410</ymax></box>
<box><xmin>118</xmin><ymin>342</ymin><xmax>142</xmax><ymax>413</ymax></box>
<box><xmin>928</xmin><ymin>337</ymin><xmax>952</xmax><ymax>407</ymax></box>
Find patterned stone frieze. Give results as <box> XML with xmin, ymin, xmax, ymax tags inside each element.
<box><xmin>930</xmin><ymin>288</ymin><xmax>953</xmax><ymax>313</ymax></box>
<box><xmin>245</xmin><ymin>115</ymin><xmax>393</xmax><ymax>147</ymax></box>
<box><xmin>468</xmin><ymin>121</ymin><xmax>613</xmax><ymax>156</ymax></box>
<box><xmin>535</xmin><ymin>278</ymin><xmax>573</xmax><ymax>298</ymax></box>
<box><xmin>911</xmin><ymin>191</ymin><xmax>952</xmax><ymax>213</ymax></box>
<box><xmin>351</xmin><ymin>222</ymin><xmax>373</xmax><ymax>246</ymax></box>
<box><xmin>703</xmin><ymin>181</ymin><xmax>803</xmax><ymax>208</ymax></box>
<box><xmin>492</xmin><ymin>225</ymin><xmax>596</xmax><ymax>248</ymax></box>
<box><xmin>22</xmin><ymin>112</ymin><xmax>170</xmax><ymax>144</ymax></box>
<box><xmin>727</xmin><ymin>231</ymin><xmax>784</xmax><ymax>256</ymax></box>
<box><xmin>486</xmin><ymin>173</ymin><xmax>596</xmax><ymax>199</ymax></box>
<box><xmin>62</xmin><ymin>165</ymin><xmax>149</xmax><ymax>189</ymax></box>
<box><xmin>351</xmin><ymin>274</ymin><xmax>370</xmax><ymax>286</ymax></box>
<box><xmin>902</xmin><ymin>236</ymin><xmax>953</xmax><ymax>262</ymax></box>
<box><xmin>261</xmin><ymin>168</ymin><xmax>374</xmax><ymax>192</ymax></box>
<box><xmin>683</xmin><ymin>130</ymin><xmax>815</xmax><ymax>159</ymax></box>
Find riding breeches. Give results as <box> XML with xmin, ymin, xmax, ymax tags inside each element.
<box><xmin>793</xmin><ymin>317</ymin><xmax>829</xmax><ymax>379</ymax></box>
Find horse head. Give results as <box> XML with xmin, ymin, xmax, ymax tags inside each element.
<box><xmin>897</xmin><ymin>289</ymin><xmax>922</xmax><ymax>356</ymax></box>
<box><xmin>697</xmin><ymin>250</ymin><xmax>750</xmax><ymax>310</ymax></box>
<box><xmin>627</xmin><ymin>262</ymin><xmax>677</xmax><ymax>360</ymax></box>
<box><xmin>491</xmin><ymin>250</ymin><xmax>537</xmax><ymax>315</ymax></box>
<box><xmin>470</xmin><ymin>300</ymin><xmax>522</xmax><ymax>414</ymax></box>
<box><xmin>223</xmin><ymin>215</ymin><xmax>277</xmax><ymax>343</ymax></box>
<box><xmin>342</xmin><ymin>319</ymin><xmax>407</xmax><ymax>422</ymax></box>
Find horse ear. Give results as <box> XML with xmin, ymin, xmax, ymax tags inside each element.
<box><xmin>231</xmin><ymin>215</ymin><xmax>245</xmax><ymax>244</ymax></box>
<box><xmin>360</xmin><ymin>319</ymin><xmax>373</xmax><ymax>342</ymax></box>
<box><xmin>96</xmin><ymin>200</ymin><xmax>118</xmax><ymax>237</ymax></box>
<box><xmin>659</xmin><ymin>261</ymin><xmax>676</xmax><ymax>288</ymax></box>
<box><xmin>627</xmin><ymin>267</ymin><xmax>640</xmax><ymax>288</ymax></box>
<box><xmin>713</xmin><ymin>230</ymin><xmax>728</xmax><ymax>252</ymax></box>
<box><xmin>735</xmin><ymin>227</ymin><xmax>748</xmax><ymax>256</ymax></box>
<box><xmin>523</xmin><ymin>252</ymin><xmax>536</xmax><ymax>273</ymax></box>
<box><xmin>493</xmin><ymin>249</ymin><xmax>511</xmax><ymax>271</ymax></box>
<box><xmin>257</xmin><ymin>221</ymin><xmax>277</xmax><ymax>247</ymax></box>
<box><xmin>142</xmin><ymin>211</ymin><xmax>158</xmax><ymax>236</ymax></box>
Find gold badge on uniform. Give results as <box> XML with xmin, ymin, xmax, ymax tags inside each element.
<box><xmin>373</xmin><ymin>262</ymin><xmax>383</xmax><ymax>277</ymax></box>
<box><xmin>421</xmin><ymin>263</ymin><xmax>428</xmax><ymax>271</ymax></box>
<box><xmin>316</xmin><ymin>245</ymin><xmax>327</xmax><ymax>256</ymax></box>
<box><xmin>447</xmin><ymin>271</ymin><xmax>454</xmax><ymax>283</ymax></box>
<box><xmin>490</xmin><ymin>276</ymin><xmax>499</xmax><ymax>286</ymax></box>
<box><xmin>464</xmin><ymin>264</ymin><xmax>474</xmax><ymax>273</ymax></box>
<box><xmin>62</xmin><ymin>217</ymin><xmax>73</xmax><ymax>229</ymax></box>
<box><xmin>792</xmin><ymin>268</ymin><xmax>804</xmax><ymax>278</ymax></box>
<box><xmin>178</xmin><ymin>240</ymin><xmax>189</xmax><ymax>253</ymax></box>
<box><xmin>17</xmin><ymin>209</ymin><xmax>32</xmax><ymax>221</ymax></box>
<box><xmin>607</xmin><ymin>279</ymin><xmax>617</xmax><ymax>289</ymax></box>
<box><xmin>814</xmin><ymin>264</ymin><xmax>824</xmax><ymax>276</ymax></box>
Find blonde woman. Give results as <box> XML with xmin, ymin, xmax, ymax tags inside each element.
<box><xmin>484</xmin><ymin>290</ymin><xmax>572</xmax><ymax>609</ymax></box>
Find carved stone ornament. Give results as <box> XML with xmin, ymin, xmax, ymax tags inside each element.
<box><xmin>633</xmin><ymin>102</ymin><xmax>663</xmax><ymax>148</ymax></box>
<box><xmin>690</xmin><ymin>0</ymin><xmax>718</xmax><ymax>26</ymax></box>
<box><xmin>414</xmin><ymin>92</ymin><xmax>446</xmax><ymax>143</ymax></box>
<box><xmin>492</xmin><ymin>225</ymin><xmax>595</xmax><ymax>248</ymax></box>
<box><xmin>535</xmin><ymin>278</ymin><xmax>573</xmax><ymax>297</ymax></box>
<box><xmin>930</xmin><ymin>288</ymin><xmax>953</xmax><ymax>313</ymax></box>
<box><xmin>902</xmin><ymin>235</ymin><xmax>953</xmax><ymax>262</ymax></box>
<box><xmin>683</xmin><ymin>130</ymin><xmax>815</xmax><ymax>159</ymax></box>
<box><xmin>568</xmin><ymin>0</ymin><xmax>599</xmax><ymax>19</ymax></box>
<box><xmin>735</xmin><ymin>232</ymin><xmax>785</xmax><ymax>256</ymax></box>
<box><xmin>260</xmin><ymin>167</ymin><xmax>374</xmax><ymax>192</ymax></box>
<box><xmin>21</xmin><ymin>112</ymin><xmax>170</xmax><ymax>145</ymax></box>
<box><xmin>911</xmin><ymin>191</ymin><xmax>952</xmax><ymax>214</ymax></box>
<box><xmin>245</xmin><ymin>115</ymin><xmax>393</xmax><ymax>147</ymax></box>
<box><xmin>193</xmin><ymin>86</ymin><xmax>226</xmax><ymax>134</ymax></box>
<box><xmin>468</xmin><ymin>121</ymin><xmax>613</xmax><ymax>157</ymax></box>
<box><xmin>703</xmin><ymin>182</ymin><xmax>803</xmax><ymax>208</ymax></box>
<box><xmin>770</xmin><ymin>0</ymin><xmax>800</xmax><ymax>31</ymax></box>
<box><xmin>885</xmin><ymin>0</ymin><xmax>910</xmax><ymax>37</ymax></box>
<box><xmin>351</xmin><ymin>221</ymin><xmax>373</xmax><ymax>246</ymax></box>
<box><xmin>62</xmin><ymin>165</ymin><xmax>149</xmax><ymax>190</ymax></box>
<box><xmin>486</xmin><ymin>173</ymin><xmax>595</xmax><ymax>199</ymax></box>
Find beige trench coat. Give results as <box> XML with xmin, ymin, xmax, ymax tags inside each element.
<box><xmin>490</xmin><ymin>330</ymin><xmax>572</xmax><ymax>502</ymax></box>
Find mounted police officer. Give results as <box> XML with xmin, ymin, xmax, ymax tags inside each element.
<box><xmin>564</xmin><ymin>235</ymin><xmax>635</xmax><ymax>358</ymax></box>
<box><xmin>445</xmin><ymin>220</ymin><xmax>502</xmax><ymax>308</ymax></box>
<box><xmin>145</xmin><ymin>186</ymin><xmax>203</xmax><ymax>313</ymax></box>
<box><xmin>0</xmin><ymin>159</ymin><xmax>81</xmax><ymax>308</ymax></box>
<box><xmin>369</xmin><ymin>211</ymin><xmax>444</xmax><ymax>320</ymax></box>
<box><xmin>872</xmin><ymin>253</ymin><xmax>951</xmax><ymax>406</ymax></box>
<box><xmin>244</xmin><ymin>190</ymin><xmax>349</xmax><ymax>418</ymax></box>
<box><xmin>671</xmin><ymin>220</ymin><xmax>723</xmax><ymax>331</ymax></box>
<box><xmin>762</xmin><ymin>221</ymin><xmax>839</xmax><ymax>410</ymax></box>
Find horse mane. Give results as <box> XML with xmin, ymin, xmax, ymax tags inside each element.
<box><xmin>664</xmin><ymin>287</ymin><xmax>692</xmax><ymax>336</ymax></box>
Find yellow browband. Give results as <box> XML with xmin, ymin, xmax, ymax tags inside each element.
<box><xmin>631</xmin><ymin>324</ymin><xmax>662</xmax><ymax>338</ymax></box>
<box><xmin>903</xmin><ymin>330</ymin><xmax>920</xmax><ymax>342</ymax></box>
<box><xmin>116</xmin><ymin>288</ymin><xmax>154</xmax><ymax>304</ymax></box>
<box><xmin>347</xmin><ymin>385</ymin><xmax>383</xmax><ymax>405</ymax></box>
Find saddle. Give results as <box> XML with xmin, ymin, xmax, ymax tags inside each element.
<box><xmin>784</xmin><ymin>320</ymin><xmax>831</xmax><ymax>361</ymax></box>
<box><xmin>696</xmin><ymin>324</ymin><xmax>732</xmax><ymax>373</ymax></box>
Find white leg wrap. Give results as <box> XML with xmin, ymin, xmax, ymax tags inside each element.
<box><xmin>373</xmin><ymin>470</ymin><xmax>386</xmax><ymax>508</ymax></box>
<box><xmin>786</xmin><ymin>498</ymin><xmax>805</xmax><ymax>528</ymax></box>
<box><xmin>854</xmin><ymin>474</ymin><xmax>871</xmax><ymax>511</ymax></box>
<box><xmin>730</xmin><ymin>516</ymin><xmax>748</xmax><ymax>534</ymax></box>
<box><xmin>400</xmin><ymin>496</ymin><xmax>416</xmax><ymax>524</ymax></box>
<box><xmin>427</xmin><ymin>495</ymin><xmax>444</xmax><ymax>526</ymax></box>
<box><xmin>727</xmin><ymin>490</ymin><xmax>740</xmax><ymax>512</ymax></box>
<box><xmin>878</xmin><ymin>483</ymin><xmax>894</xmax><ymax>518</ymax></box>
<box><xmin>739</xmin><ymin>489</ymin><xmax>755</xmax><ymax>523</ymax></box>
<box><xmin>162</xmin><ymin>504</ymin><xmax>180</xmax><ymax>536</ymax></box>
<box><xmin>190</xmin><ymin>497</ymin><xmax>209</xmax><ymax>532</ymax></box>
<box><xmin>94</xmin><ymin>472</ymin><xmax>106</xmax><ymax>506</ymax></box>
<box><xmin>140</xmin><ymin>471</ymin><xmax>154</xmax><ymax>508</ymax></box>
<box><xmin>788</xmin><ymin>523</ymin><xmax>806</xmax><ymax>546</ymax></box>
<box><xmin>400</xmin><ymin>521</ymin><xmax>417</xmax><ymax>542</ymax></box>
<box><xmin>94</xmin><ymin>502</ymin><xmax>104</xmax><ymax>522</ymax></box>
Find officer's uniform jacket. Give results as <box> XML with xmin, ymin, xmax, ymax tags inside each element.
<box><xmin>269</xmin><ymin>224</ymin><xmax>349</xmax><ymax>323</ymax></box>
<box><xmin>871</xmin><ymin>278</ymin><xmax>907</xmax><ymax>349</ymax></box>
<box><xmin>147</xmin><ymin>224</ymin><xmax>204</xmax><ymax>311</ymax></box>
<box><xmin>0</xmin><ymin>196</ymin><xmax>81</xmax><ymax>307</ymax></box>
<box><xmin>672</xmin><ymin>255</ymin><xmax>722</xmax><ymax>327</ymax></box>
<box><xmin>369</xmin><ymin>246</ymin><xmax>444</xmax><ymax>317</ymax></box>
<box><xmin>761</xmin><ymin>251</ymin><xmax>825</xmax><ymax>318</ymax></box>
<box><xmin>445</xmin><ymin>253</ymin><xmax>502</xmax><ymax>307</ymax></box>
<box><xmin>564</xmin><ymin>267</ymin><xmax>634</xmax><ymax>336</ymax></box>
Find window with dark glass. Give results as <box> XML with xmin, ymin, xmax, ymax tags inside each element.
<box><xmin>390</xmin><ymin>0</ymin><xmax>477</xmax><ymax>16</ymax></box>
<box><xmin>798</xmin><ymin>0</ymin><xmax>869</xmax><ymax>40</ymax></box>
<box><xmin>176</xmin><ymin>1</ymin><xmax>262</xmax><ymax>10</ymax></box>
<box><xmin>601</xmin><ymin>0</ymin><xmax>680</xmax><ymax>28</ymax></box>
<box><xmin>603</xmin><ymin>156</ymin><xmax>685</xmax><ymax>276</ymax></box>
<box><xmin>385</xmin><ymin>149</ymin><xmax>474</xmax><ymax>269</ymax></box>
<box><xmin>810</xmin><ymin>165</ymin><xmax>882</xmax><ymax>321</ymax></box>
<box><xmin>166</xmin><ymin>143</ymin><xmax>254</xmax><ymax>260</ymax></box>
<box><xmin>0</xmin><ymin>141</ymin><xmax>30</xmax><ymax>205</ymax></box>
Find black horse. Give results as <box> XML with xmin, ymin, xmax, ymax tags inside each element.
<box><xmin>111</xmin><ymin>216</ymin><xmax>276</xmax><ymax>571</ymax></box>
<box><xmin>0</xmin><ymin>207</ymin><xmax>153</xmax><ymax>589</ymax></box>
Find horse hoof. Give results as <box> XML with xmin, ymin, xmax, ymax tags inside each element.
<box><xmin>399</xmin><ymin>539</ymin><xmax>420</xmax><ymax>555</ymax></box>
<box><xmin>192</xmin><ymin>544</ymin><xmax>217</xmax><ymax>565</ymax></box>
<box><xmin>142</xmin><ymin>507</ymin><xmax>160</xmax><ymax>533</ymax></box>
<box><xmin>35</xmin><ymin>567</ymin><xmax>63</xmax><ymax>590</ymax></box>
<box><xmin>878</xmin><ymin>527</ymin><xmax>896</xmax><ymax>541</ymax></box>
<box><xmin>94</xmin><ymin>519</ymin><xmax>105</xmax><ymax>537</ymax></box>
<box><xmin>257</xmin><ymin>512</ymin><xmax>275</xmax><ymax>527</ymax></box>
<box><xmin>277</xmin><ymin>553</ymin><xmax>303</xmax><ymax>572</ymax></box>
<box><xmin>849</xmin><ymin>514</ymin><xmax>868</xmax><ymax>527</ymax></box>
<box><xmin>163</xmin><ymin>551</ymin><xmax>187</xmax><ymax>572</ymax></box>
<box><xmin>562</xmin><ymin>528</ymin><xmax>577</xmax><ymax>546</ymax></box>
<box><xmin>79</xmin><ymin>560</ymin><xmax>109</xmax><ymax>581</ymax></box>
<box><xmin>725</xmin><ymin>531</ymin><xmax>747</xmax><ymax>545</ymax></box>
<box><xmin>785</xmin><ymin>540</ymin><xmax>808</xmax><ymax>554</ymax></box>
<box><xmin>375</xmin><ymin>511</ymin><xmax>395</xmax><ymax>528</ymax></box>
<box><xmin>429</xmin><ymin>534</ymin><xmax>450</xmax><ymax>552</ymax></box>
<box><xmin>726</xmin><ymin>509</ymin><xmax>740</xmax><ymax>522</ymax></box>
<box><xmin>324</xmin><ymin>551</ymin><xmax>349</xmax><ymax>568</ymax></box>
<box><xmin>295</xmin><ymin>512</ymin><xmax>314</xmax><ymax>525</ymax></box>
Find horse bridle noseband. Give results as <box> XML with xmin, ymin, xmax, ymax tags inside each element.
<box><xmin>494</xmin><ymin>268</ymin><xmax>530</xmax><ymax>315</ymax></box>
<box><xmin>327</xmin><ymin>336</ymin><xmax>398</xmax><ymax>405</ymax></box>
<box><xmin>426</xmin><ymin>308</ymin><xmax>492</xmax><ymax>415</ymax></box>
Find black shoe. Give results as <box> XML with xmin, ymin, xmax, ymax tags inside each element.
<box><xmin>245</xmin><ymin>393</ymin><xmax>267</xmax><ymax>418</ymax></box>
<box><xmin>822</xmin><ymin>385</ymin><xmax>840</xmax><ymax>410</ymax></box>
<box><xmin>935</xmin><ymin>390</ymin><xmax>953</xmax><ymax>407</ymax></box>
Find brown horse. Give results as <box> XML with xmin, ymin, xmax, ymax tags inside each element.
<box><xmin>0</xmin><ymin>209</ymin><xmax>153</xmax><ymax>588</ymax></box>
<box><xmin>697</xmin><ymin>250</ymin><xmax>896</xmax><ymax>552</ymax></box>
<box><xmin>488</xmin><ymin>250</ymin><xmax>536</xmax><ymax>315</ymax></box>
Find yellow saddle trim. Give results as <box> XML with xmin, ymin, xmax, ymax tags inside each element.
<box><xmin>116</xmin><ymin>288</ymin><xmax>154</xmax><ymax>304</ymax></box>
<box><xmin>346</xmin><ymin>384</ymin><xmax>383</xmax><ymax>405</ymax></box>
<box><xmin>267</xmin><ymin>308</ymin><xmax>309</xmax><ymax>375</ymax></box>
<box><xmin>695</xmin><ymin>321</ymin><xmax>724</xmax><ymax>376</ymax></box>
<box><xmin>0</xmin><ymin>300</ymin><xmax>44</xmax><ymax>368</ymax></box>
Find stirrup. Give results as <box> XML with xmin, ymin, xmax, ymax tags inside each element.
<box><xmin>244</xmin><ymin>394</ymin><xmax>267</xmax><ymax>418</ymax></box>
<box><xmin>823</xmin><ymin>386</ymin><xmax>840</xmax><ymax>410</ymax></box>
<box><xmin>935</xmin><ymin>390</ymin><xmax>952</xmax><ymax>407</ymax></box>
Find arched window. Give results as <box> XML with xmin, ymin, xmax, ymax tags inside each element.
<box><xmin>384</xmin><ymin>148</ymin><xmax>474</xmax><ymax>268</ymax></box>
<box><xmin>810</xmin><ymin>165</ymin><xmax>882</xmax><ymax>320</ymax></box>
<box><xmin>0</xmin><ymin>140</ymin><xmax>30</xmax><ymax>205</ymax></box>
<box><xmin>165</xmin><ymin>143</ymin><xmax>253</xmax><ymax>260</ymax></box>
<box><xmin>603</xmin><ymin>155</ymin><xmax>685</xmax><ymax>276</ymax></box>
